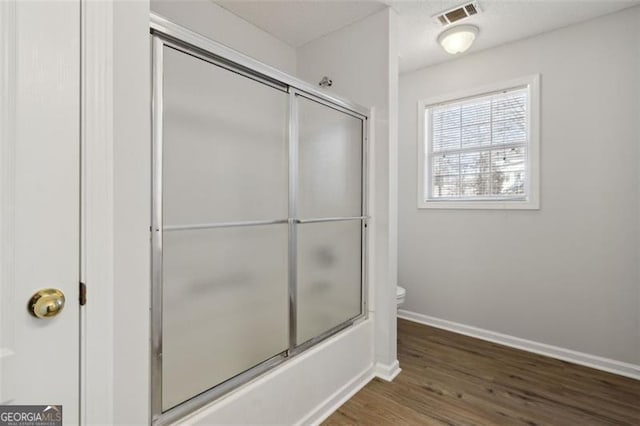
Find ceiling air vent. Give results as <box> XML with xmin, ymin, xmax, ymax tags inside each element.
<box><xmin>434</xmin><ymin>1</ymin><xmax>482</xmax><ymax>26</ymax></box>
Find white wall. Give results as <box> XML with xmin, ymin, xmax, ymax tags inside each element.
<box><xmin>112</xmin><ymin>1</ymin><xmax>151</xmax><ymax>424</ymax></box>
<box><xmin>399</xmin><ymin>7</ymin><xmax>640</xmax><ymax>365</ymax></box>
<box><xmin>297</xmin><ymin>8</ymin><xmax>400</xmax><ymax>369</ymax></box>
<box><xmin>151</xmin><ymin>0</ymin><xmax>296</xmax><ymax>74</ymax></box>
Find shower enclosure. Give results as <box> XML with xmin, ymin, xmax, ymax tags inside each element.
<box><xmin>150</xmin><ymin>15</ymin><xmax>370</xmax><ymax>424</ymax></box>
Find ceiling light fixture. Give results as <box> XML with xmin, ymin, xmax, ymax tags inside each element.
<box><xmin>438</xmin><ymin>24</ymin><xmax>479</xmax><ymax>55</ymax></box>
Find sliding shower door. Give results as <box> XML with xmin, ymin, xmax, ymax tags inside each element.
<box><xmin>158</xmin><ymin>45</ymin><xmax>290</xmax><ymax>411</ymax></box>
<box><xmin>151</xmin><ymin>25</ymin><xmax>368</xmax><ymax>423</ymax></box>
<box><xmin>295</xmin><ymin>94</ymin><xmax>365</xmax><ymax>345</ymax></box>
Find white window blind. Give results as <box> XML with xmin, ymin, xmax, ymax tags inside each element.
<box><xmin>425</xmin><ymin>87</ymin><xmax>529</xmax><ymax>201</ymax></box>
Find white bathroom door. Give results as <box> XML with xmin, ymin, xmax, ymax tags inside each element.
<box><xmin>0</xmin><ymin>0</ymin><xmax>80</xmax><ymax>423</ymax></box>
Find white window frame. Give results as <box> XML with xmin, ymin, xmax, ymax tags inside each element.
<box><xmin>417</xmin><ymin>74</ymin><xmax>540</xmax><ymax>210</ymax></box>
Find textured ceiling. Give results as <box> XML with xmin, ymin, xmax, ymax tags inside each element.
<box><xmin>215</xmin><ymin>0</ymin><xmax>640</xmax><ymax>73</ymax></box>
<box><xmin>392</xmin><ymin>0</ymin><xmax>640</xmax><ymax>73</ymax></box>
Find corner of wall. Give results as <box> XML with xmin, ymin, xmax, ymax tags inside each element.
<box><xmin>112</xmin><ymin>0</ymin><xmax>151</xmax><ymax>423</ymax></box>
<box><xmin>386</xmin><ymin>6</ymin><xmax>400</xmax><ymax>367</ymax></box>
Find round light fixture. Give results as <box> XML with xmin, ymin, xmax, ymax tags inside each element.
<box><xmin>437</xmin><ymin>25</ymin><xmax>479</xmax><ymax>55</ymax></box>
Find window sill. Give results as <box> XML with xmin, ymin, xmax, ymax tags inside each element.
<box><xmin>418</xmin><ymin>198</ymin><xmax>539</xmax><ymax>210</ymax></box>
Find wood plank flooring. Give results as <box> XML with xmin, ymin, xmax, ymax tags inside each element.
<box><xmin>323</xmin><ymin>319</ymin><xmax>640</xmax><ymax>425</ymax></box>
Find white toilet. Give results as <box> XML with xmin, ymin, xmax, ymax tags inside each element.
<box><xmin>396</xmin><ymin>285</ymin><xmax>406</xmax><ymax>308</ymax></box>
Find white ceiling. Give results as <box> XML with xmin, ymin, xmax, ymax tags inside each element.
<box><xmin>215</xmin><ymin>1</ymin><xmax>386</xmax><ymax>47</ymax></box>
<box><xmin>215</xmin><ymin>0</ymin><xmax>640</xmax><ymax>73</ymax></box>
<box><xmin>392</xmin><ymin>0</ymin><xmax>640</xmax><ymax>73</ymax></box>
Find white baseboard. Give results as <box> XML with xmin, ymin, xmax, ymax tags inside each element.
<box><xmin>297</xmin><ymin>365</ymin><xmax>375</xmax><ymax>426</ymax></box>
<box><xmin>398</xmin><ymin>309</ymin><xmax>640</xmax><ymax>381</ymax></box>
<box><xmin>374</xmin><ymin>360</ymin><xmax>402</xmax><ymax>382</ymax></box>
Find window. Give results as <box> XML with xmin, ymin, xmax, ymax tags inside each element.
<box><xmin>418</xmin><ymin>75</ymin><xmax>540</xmax><ymax>209</ymax></box>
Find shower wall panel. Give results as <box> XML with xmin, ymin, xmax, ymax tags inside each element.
<box><xmin>162</xmin><ymin>225</ymin><xmax>288</xmax><ymax>409</ymax></box>
<box><xmin>161</xmin><ymin>46</ymin><xmax>289</xmax><ymax>411</ymax></box>
<box><xmin>297</xmin><ymin>96</ymin><xmax>363</xmax><ymax>219</ymax></box>
<box><xmin>295</xmin><ymin>95</ymin><xmax>364</xmax><ymax>345</ymax></box>
<box><xmin>296</xmin><ymin>220</ymin><xmax>362</xmax><ymax>344</ymax></box>
<box><xmin>163</xmin><ymin>46</ymin><xmax>288</xmax><ymax>226</ymax></box>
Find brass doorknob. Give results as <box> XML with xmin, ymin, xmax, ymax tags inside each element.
<box><xmin>28</xmin><ymin>288</ymin><xmax>65</xmax><ymax>319</ymax></box>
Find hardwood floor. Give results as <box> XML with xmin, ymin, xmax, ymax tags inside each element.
<box><xmin>323</xmin><ymin>319</ymin><xmax>640</xmax><ymax>425</ymax></box>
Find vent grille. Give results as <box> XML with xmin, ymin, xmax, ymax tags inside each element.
<box><xmin>434</xmin><ymin>1</ymin><xmax>481</xmax><ymax>26</ymax></box>
<box><xmin>465</xmin><ymin>3</ymin><xmax>478</xmax><ymax>15</ymax></box>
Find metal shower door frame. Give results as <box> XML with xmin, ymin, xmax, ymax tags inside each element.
<box><xmin>150</xmin><ymin>13</ymin><xmax>370</xmax><ymax>426</ymax></box>
<box><xmin>288</xmin><ymin>89</ymin><xmax>370</xmax><ymax>354</ymax></box>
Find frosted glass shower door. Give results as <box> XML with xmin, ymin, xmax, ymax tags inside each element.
<box><xmin>296</xmin><ymin>95</ymin><xmax>365</xmax><ymax>345</ymax></box>
<box><xmin>159</xmin><ymin>45</ymin><xmax>289</xmax><ymax>411</ymax></box>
